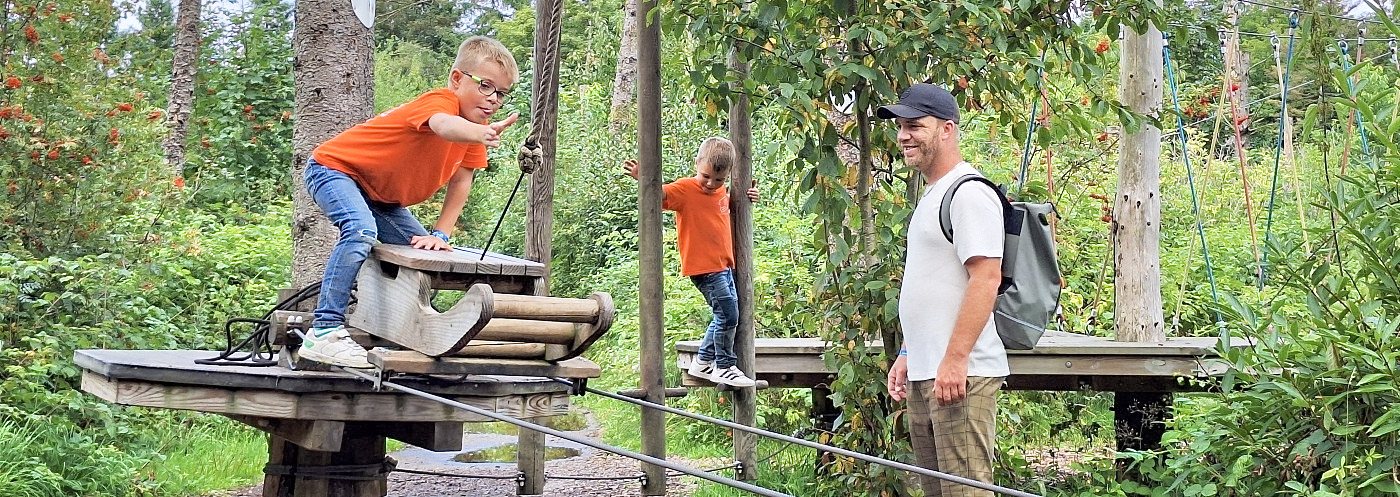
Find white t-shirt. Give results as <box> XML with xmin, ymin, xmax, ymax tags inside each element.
<box><xmin>899</xmin><ymin>162</ymin><xmax>1009</xmax><ymax>381</ymax></box>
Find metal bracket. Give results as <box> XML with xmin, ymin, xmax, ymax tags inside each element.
<box><xmin>569</xmin><ymin>378</ymin><xmax>587</xmax><ymax>396</ymax></box>
<box><xmin>515</xmin><ymin>471</ymin><xmax>527</xmax><ymax>491</ymax></box>
<box><xmin>635</xmin><ymin>471</ymin><xmax>648</xmax><ymax>487</ymax></box>
<box><xmin>373</xmin><ymin>368</ymin><xmax>386</xmax><ymax>392</ymax></box>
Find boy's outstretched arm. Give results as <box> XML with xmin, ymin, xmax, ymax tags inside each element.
<box><xmin>411</xmin><ymin>167</ymin><xmax>475</xmax><ymax>251</ymax></box>
<box><xmin>622</xmin><ymin>159</ymin><xmax>666</xmax><ymax>201</ymax></box>
<box><xmin>428</xmin><ymin>112</ymin><xmax>519</xmax><ymax>147</ymax></box>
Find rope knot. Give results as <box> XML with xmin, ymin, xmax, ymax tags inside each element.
<box><xmin>518</xmin><ymin>141</ymin><xmax>542</xmax><ymax>174</ymax></box>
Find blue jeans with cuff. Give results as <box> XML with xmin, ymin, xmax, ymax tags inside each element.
<box><xmin>691</xmin><ymin>268</ymin><xmax>739</xmax><ymax>369</ymax></box>
<box><xmin>304</xmin><ymin>158</ymin><xmax>428</xmax><ymax>328</ymax></box>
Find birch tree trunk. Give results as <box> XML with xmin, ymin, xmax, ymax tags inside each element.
<box><xmin>608</xmin><ymin>0</ymin><xmax>639</xmax><ymax>134</ymax></box>
<box><xmin>290</xmin><ymin>0</ymin><xmax>374</xmax><ymax>287</ymax></box>
<box><xmin>163</xmin><ymin>0</ymin><xmax>200</xmax><ymax>175</ymax></box>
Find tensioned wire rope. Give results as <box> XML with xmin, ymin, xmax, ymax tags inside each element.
<box><xmin>1164</xmin><ymin>34</ymin><xmax>1228</xmax><ymax>343</ymax></box>
<box><xmin>1259</xmin><ymin>14</ymin><xmax>1300</xmax><ymax>289</ymax></box>
<box><xmin>326</xmin><ymin>366</ymin><xmax>1048</xmax><ymax>497</ymax></box>
<box><xmin>1016</xmin><ymin>43</ymin><xmax>1050</xmax><ymax>197</ymax></box>
<box><xmin>546</xmin><ymin>377</ymin><xmax>1045</xmax><ymax>497</ymax></box>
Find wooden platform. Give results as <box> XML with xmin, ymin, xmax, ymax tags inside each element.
<box><xmin>77</xmin><ymin>349</ymin><xmax>575</xmax><ymax>496</ymax></box>
<box><xmin>677</xmin><ymin>331</ymin><xmax>1242</xmax><ymax>392</ymax></box>
<box><xmin>76</xmin><ymin>349</ymin><xmax>573</xmax><ymax>422</ymax></box>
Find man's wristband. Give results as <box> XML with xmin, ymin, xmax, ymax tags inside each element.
<box><xmin>429</xmin><ymin>229</ymin><xmax>450</xmax><ymax>242</ymax></box>
<box><xmin>898</xmin><ymin>349</ymin><xmax>908</xmax><ymax>356</ymax></box>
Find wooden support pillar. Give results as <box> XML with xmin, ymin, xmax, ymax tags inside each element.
<box><xmin>636</xmin><ymin>0</ymin><xmax>667</xmax><ymax>493</ymax></box>
<box><xmin>1114</xmin><ymin>11</ymin><xmax>1169</xmax><ymax>458</ymax></box>
<box><xmin>727</xmin><ymin>46</ymin><xmax>758</xmax><ymax>481</ymax></box>
<box><xmin>517</xmin><ymin>420</ymin><xmax>545</xmax><ymax>495</ymax></box>
<box><xmin>262</xmin><ymin>425</ymin><xmax>389</xmax><ymax>497</ymax></box>
<box><xmin>525</xmin><ymin>0</ymin><xmax>562</xmax><ymax>290</ymax></box>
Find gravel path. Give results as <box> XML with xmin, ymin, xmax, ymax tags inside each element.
<box><xmin>209</xmin><ymin>410</ymin><xmax>719</xmax><ymax>497</ymax></box>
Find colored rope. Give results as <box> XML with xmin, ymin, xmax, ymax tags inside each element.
<box><xmin>1260</xmin><ymin>15</ymin><xmax>1298</xmax><ymax>289</ymax></box>
<box><xmin>1222</xmin><ymin>18</ymin><xmax>1263</xmax><ymax>282</ymax></box>
<box><xmin>1338</xmin><ymin>40</ymin><xmax>1375</xmax><ymax>171</ymax></box>
<box><xmin>1016</xmin><ymin>44</ymin><xmax>1049</xmax><ymax>196</ymax></box>
<box><xmin>1164</xmin><ymin>34</ymin><xmax>1227</xmax><ymax>338</ymax></box>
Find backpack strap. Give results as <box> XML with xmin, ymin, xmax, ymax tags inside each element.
<box><xmin>939</xmin><ymin>175</ymin><xmax>1012</xmax><ymax>244</ymax></box>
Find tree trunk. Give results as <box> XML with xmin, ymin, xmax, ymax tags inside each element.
<box><xmin>291</xmin><ymin>0</ymin><xmax>375</xmax><ymax>287</ymax></box>
<box><xmin>608</xmin><ymin>0</ymin><xmax>639</xmax><ymax>134</ymax></box>
<box><xmin>1113</xmin><ymin>21</ymin><xmax>1164</xmax><ymax>343</ymax></box>
<box><xmin>163</xmin><ymin>0</ymin><xmax>200</xmax><ymax>176</ymax></box>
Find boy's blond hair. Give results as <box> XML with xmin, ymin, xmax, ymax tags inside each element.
<box><xmin>696</xmin><ymin>137</ymin><xmax>736</xmax><ymax>174</ymax></box>
<box><xmin>452</xmin><ymin>36</ymin><xmax>520</xmax><ymax>86</ymax></box>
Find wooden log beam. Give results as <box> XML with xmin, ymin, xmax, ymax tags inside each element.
<box><xmin>358</xmin><ymin>421</ymin><xmax>464</xmax><ymax>452</ymax></box>
<box><xmin>228</xmin><ymin>415</ymin><xmax>345</xmax><ymax>452</ymax></box>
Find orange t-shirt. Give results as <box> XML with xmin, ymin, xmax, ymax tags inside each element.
<box><xmin>662</xmin><ymin>177</ymin><xmax>734</xmax><ymax>276</ymax></box>
<box><xmin>311</xmin><ymin>88</ymin><xmax>488</xmax><ymax>206</ymax></box>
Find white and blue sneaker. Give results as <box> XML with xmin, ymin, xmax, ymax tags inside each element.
<box><xmin>298</xmin><ymin>325</ymin><xmax>372</xmax><ymax>368</ymax></box>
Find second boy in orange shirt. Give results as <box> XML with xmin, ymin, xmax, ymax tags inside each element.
<box><xmin>624</xmin><ymin>137</ymin><xmax>760</xmax><ymax>387</ymax></box>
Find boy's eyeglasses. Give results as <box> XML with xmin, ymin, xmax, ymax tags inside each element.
<box><xmin>459</xmin><ymin>70</ymin><xmax>512</xmax><ymax>104</ymax></box>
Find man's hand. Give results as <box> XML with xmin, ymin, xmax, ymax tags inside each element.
<box><xmin>410</xmin><ymin>235</ymin><xmax>452</xmax><ymax>251</ymax></box>
<box><xmin>622</xmin><ymin>158</ymin><xmax>640</xmax><ymax>180</ymax></box>
<box><xmin>746</xmin><ymin>180</ymin><xmax>760</xmax><ymax>203</ymax></box>
<box><xmin>886</xmin><ymin>354</ymin><xmax>909</xmax><ymax>402</ymax></box>
<box><xmin>933</xmin><ymin>358</ymin><xmax>969</xmax><ymax>406</ymax></box>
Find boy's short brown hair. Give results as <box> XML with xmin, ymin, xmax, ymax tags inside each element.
<box><xmin>452</xmin><ymin>36</ymin><xmax>520</xmax><ymax>86</ymax></box>
<box><xmin>696</xmin><ymin>137</ymin><xmax>736</xmax><ymax>174</ymax></box>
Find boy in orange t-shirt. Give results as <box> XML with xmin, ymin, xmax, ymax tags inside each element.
<box><xmin>623</xmin><ymin>137</ymin><xmax>760</xmax><ymax>387</ymax></box>
<box><xmin>299</xmin><ymin>36</ymin><xmax>520</xmax><ymax>368</ymax></box>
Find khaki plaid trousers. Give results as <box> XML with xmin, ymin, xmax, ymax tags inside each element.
<box><xmin>906</xmin><ymin>376</ymin><xmax>1002</xmax><ymax>497</ymax></box>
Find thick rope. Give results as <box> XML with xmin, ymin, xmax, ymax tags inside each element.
<box><xmin>1164</xmin><ymin>35</ymin><xmax>1226</xmax><ymax>340</ymax></box>
<box><xmin>1260</xmin><ymin>15</ymin><xmax>1299</xmax><ymax>289</ymax></box>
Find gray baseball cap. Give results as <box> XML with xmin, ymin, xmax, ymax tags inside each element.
<box><xmin>876</xmin><ymin>83</ymin><xmax>959</xmax><ymax>123</ymax></box>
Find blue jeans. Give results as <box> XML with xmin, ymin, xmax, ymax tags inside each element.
<box><xmin>691</xmin><ymin>268</ymin><xmax>739</xmax><ymax>369</ymax></box>
<box><xmin>304</xmin><ymin>159</ymin><xmax>428</xmax><ymax>328</ymax></box>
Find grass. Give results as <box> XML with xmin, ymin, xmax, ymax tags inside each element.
<box><xmin>143</xmin><ymin>416</ymin><xmax>267</xmax><ymax>496</ymax></box>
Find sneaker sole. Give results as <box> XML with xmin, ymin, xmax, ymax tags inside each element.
<box><xmin>298</xmin><ymin>347</ymin><xmax>373</xmax><ymax>369</ymax></box>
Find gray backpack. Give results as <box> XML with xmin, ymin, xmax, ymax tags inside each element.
<box><xmin>939</xmin><ymin>175</ymin><xmax>1061</xmax><ymax>350</ymax></box>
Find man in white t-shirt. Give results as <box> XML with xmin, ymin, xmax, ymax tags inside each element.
<box><xmin>879</xmin><ymin>83</ymin><xmax>1006</xmax><ymax>497</ymax></box>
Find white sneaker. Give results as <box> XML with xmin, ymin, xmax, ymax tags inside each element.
<box><xmin>711</xmin><ymin>365</ymin><xmax>755</xmax><ymax>388</ymax></box>
<box><xmin>687</xmin><ymin>359</ymin><xmax>714</xmax><ymax>380</ymax></box>
<box><xmin>299</xmin><ymin>326</ymin><xmax>372</xmax><ymax>368</ymax></box>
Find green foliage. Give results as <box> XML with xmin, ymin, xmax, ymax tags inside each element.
<box><xmin>374</xmin><ymin>0</ymin><xmax>470</xmax><ymax>56</ymax></box>
<box><xmin>0</xmin><ymin>0</ymin><xmax>171</xmax><ymax>256</ymax></box>
<box><xmin>182</xmin><ymin>0</ymin><xmax>296</xmax><ymax>206</ymax></box>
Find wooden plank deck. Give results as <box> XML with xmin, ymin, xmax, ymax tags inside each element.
<box><xmin>676</xmin><ymin>331</ymin><xmax>1243</xmax><ymax>392</ymax></box>
<box><xmin>76</xmin><ymin>349</ymin><xmax>573</xmax><ymax>421</ymax></box>
<box><xmin>373</xmin><ymin>244</ymin><xmax>545</xmax><ymax>277</ymax></box>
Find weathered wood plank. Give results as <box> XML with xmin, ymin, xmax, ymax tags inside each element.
<box><xmin>348</xmin><ymin>261</ymin><xmax>493</xmax><ymax>356</ymax></box>
<box><xmin>227</xmin><ymin>415</ymin><xmax>345</xmax><ymax>452</ymax></box>
<box><xmin>74</xmin><ymin>350</ymin><xmax>570</xmax><ymax>396</ymax></box>
<box><xmin>358</xmin><ymin>421</ymin><xmax>464</xmax><ymax>452</ymax></box>
<box><xmin>373</xmin><ymin>245</ymin><xmax>544</xmax><ymax>277</ymax></box>
<box><xmin>676</xmin><ymin>332</ymin><xmax>1234</xmax><ymax>357</ymax></box>
<box><xmin>369</xmin><ymin>350</ymin><xmax>601</xmax><ymax>379</ymax></box>
<box><xmin>82</xmin><ymin>371</ymin><xmax>570</xmax><ymax>422</ymax></box>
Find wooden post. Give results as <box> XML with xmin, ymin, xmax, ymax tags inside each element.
<box><xmin>727</xmin><ymin>47</ymin><xmax>758</xmax><ymax>481</ymax></box>
<box><xmin>525</xmin><ymin>0</ymin><xmax>562</xmax><ymax>291</ymax></box>
<box><xmin>1114</xmin><ymin>15</ymin><xmax>1170</xmax><ymax>455</ymax></box>
<box><xmin>517</xmin><ymin>420</ymin><xmax>545</xmax><ymax>495</ymax></box>
<box><xmin>636</xmin><ymin>0</ymin><xmax>667</xmax><ymax>493</ymax></box>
